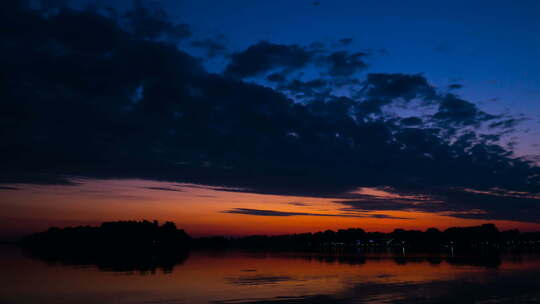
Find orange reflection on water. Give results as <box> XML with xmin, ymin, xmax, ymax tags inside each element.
<box><xmin>2</xmin><ymin>247</ymin><xmax>540</xmax><ymax>304</ymax></box>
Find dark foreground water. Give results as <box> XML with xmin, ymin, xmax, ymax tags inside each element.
<box><xmin>2</xmin><ymin>246</ymin><xmax>540</xmax><ymax>304</ymax></box>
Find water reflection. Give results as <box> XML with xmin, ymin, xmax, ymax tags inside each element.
<box><xmin>2</xmin><ymin>246</ymin><xmax>540</xmax><ymax>303</ymax></box>
<box><xmin>23</xmin><ymin>247</ymin><xmax>190</xmax><ymax>274</ymax></box>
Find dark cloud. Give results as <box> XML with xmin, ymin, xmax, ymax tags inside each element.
<box><xmin>266</xmin><ymin>73</ymin><xmax>287</xmax><ymax>83</ymax></box>
<box><xmin>336</xmin><ymin>193</ymin><xmax>445</xmax><ymax>214</ymax></box>
<box><xmin>123</xmin><ymin>0</ymin><xmax>191</xmax><ymax>41</ymax></box>
<box><xmin>0</xmin><ymin>186</ymin><xmax>19</xmax><ymax>190</ymax></box>
<box><xmin>400</xmin><ymin>117</ymin><xmax>423</xmax><ymax>126</ymax></box>
<box><xmin>222</xmin><ymin>208</ymin><xmax>354</xmax><ymax>217</ymax></box>
<box><xmin>356</xmin><ymin>74</ymin><xmax>511</xmax><ymax>132</ymax></box>
<box><xmin>30</xmin><ymin>0</ymin><xmax>71</xmax><ymax>11</ymax></box>
<box><xmin>323</xmin><ymin>51</ymin><xmax>368</xmax><ymax>77</ymax></box>
<box><xmin>288</xmin><ymin>202</ymin><xmax>311</xmax><ymax>206</ymax></box>
<box><xmin>224</xmin><ymin>41</ymin><xmax>313</xmax><ymax>78</ymax></box>
<box><xmin>278</xmin><ymin>79</ymin><xmax>329</xmax><ymax>99</ymax></box>
<box><xmin>339</xmin><ymin>38</ymin><xmax>353</xmax><ymax>45</ymax></box>
<box><xmin>488</xmin><ymin>117</ymin><xmax>525</xmax><ymax>129</ymax></box>
<box><xmin>435</xmin><ymin>189</ymin><xmax>540</xmax><ymax>223</ymax></box>
<box><xmin>221</xmin><ymin>208</ymin><xmax>409</xmax><ymax>219</ymax></box>
<box><xmin>190</xmin><ymin>38</ymin><xmax>227</xmax><ymax>57</ymax></box>
<box><xmin>226</xmin><ymin>275</ymin><xmax>296</xmax><ymax>286</ymax></box>
<box><xmin>448</xmin><ymin>83</ymin><xmax>463</xmax><ymax>90</ymax></box>
<box><xmin>335</xmin><ymin>187</ymin><xmax>540</xmax><ymax>223</ymax></box>
<box><xmin>433</xmin><ymin>94</ymin><xmax>497</xmax><ymax>127</ymax></box>
<box><xmin>369</xmin><ymin>214</ymin><xmax>412</xmax><ymax>219</ymax></box>
<box><xmin>351</xmin><ymin>73</ymin><xmax>438</xmax><ymax>116</ymax></box>
<box><xmin>361</xmin><ymin>73</ymin><xmax>436</xmax><ymax>101</ymax></box>
<box><xmin>142</xmin><ymin>187</ymin><xmax>183</xmax><ymax>192</ymax></box>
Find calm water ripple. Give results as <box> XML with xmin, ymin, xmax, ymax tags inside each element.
<box><xmin>1</xmin><ymin>246</ymin><xmax>540</xmax><ymax>303</ymax></box>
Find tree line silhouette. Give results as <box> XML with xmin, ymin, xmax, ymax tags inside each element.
<box><xmin>196</xmin><ymin>224</ymin><xmax>540</xmax><ymax>251</ymax></box>
<box><xmin>20</xmin><ymin>221</ymin><xmax>540</xmax><ymax>253</ymax></box>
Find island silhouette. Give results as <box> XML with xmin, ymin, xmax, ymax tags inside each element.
<box><xmin>19</xmin><ymin>220</ymin><xmax>191</xmax><ymax>273</ymax></box>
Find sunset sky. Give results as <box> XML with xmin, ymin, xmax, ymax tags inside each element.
<box><xmin>2</xmin><ymin>0</ymin><xmax>540</xmax><ymax>240</ymax></box>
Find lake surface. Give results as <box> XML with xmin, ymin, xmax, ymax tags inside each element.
<box><xmin>2</xmin><ymin>246</ymin><xmax>540</xmax><ymax>304</ymax></box>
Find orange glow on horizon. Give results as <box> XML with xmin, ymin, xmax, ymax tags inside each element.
<box><xmin>1</xmin><ymin>179</ymin><xmax>540</xmax><ymax>239</ymax></box>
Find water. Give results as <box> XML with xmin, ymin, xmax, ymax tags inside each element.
<box><xmin>2</xmin><ymin>246</ymin><xmax>540</xmax><ymax>303</ymax></box>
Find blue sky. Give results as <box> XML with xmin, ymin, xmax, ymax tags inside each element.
<box><xmin>151</xmin><ymin>0</ymin><xmax>540</xmax><ymax>155</ymax></box>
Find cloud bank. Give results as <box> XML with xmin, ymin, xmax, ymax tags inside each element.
<box><xmin>1</xmin><ymin>0</ymin><xmax>539</xmax><ymax>223</ymax></box>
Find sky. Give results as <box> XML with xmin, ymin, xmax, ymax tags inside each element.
<box><xmin>1</xmin><ymin>0</ymin><xmax>540</xmax><ymax>239</ymax></box>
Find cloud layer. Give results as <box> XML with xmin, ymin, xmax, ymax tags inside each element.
<box><xmin>1</xmin><ymin>1</ymin><xmax>539</xmax><ymax>223</ymax></box>
<box><xmin>221</xmin><ymin>208</ymin><xmax>409</xmax><ymax>219</ymax></box>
